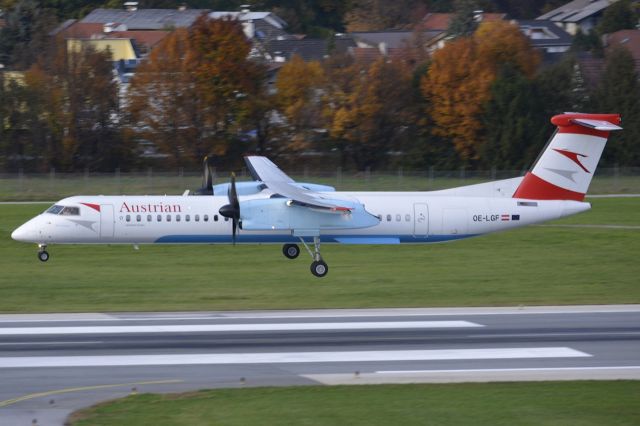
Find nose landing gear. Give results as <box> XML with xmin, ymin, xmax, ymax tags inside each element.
<box><xmin>37</xmin><ymin>244</ymin><xmax>49</xmax><ymax>262</ymax></box>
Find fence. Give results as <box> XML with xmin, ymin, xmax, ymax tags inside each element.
<box><xmin>1</xmin><ymin>167</ymin><xmax>639</xmax><ymax>201</ymax></box>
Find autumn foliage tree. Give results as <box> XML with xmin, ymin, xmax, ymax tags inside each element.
<box><xmin>421</xmin><ymin>20</ymin><xmax>540</xmax><ymax>163</ymax></box>
<box><xmin>325</xmin><ymin>57</ymin><xmax>414</xmax><ymax>169</ymax></box>
<box><xmin>127</xmin><ymin>16</ymin><xmax>266</xmax><ymax>167</ymax></box>
<box><xmin>275</xmin><ymin>55</ymin><xmax>325</xmax><ymax>153</ymax></box>
<box><xmin>19</xmin><ymin>40</ymin><xmax>120</xmax><ymax>171</ymax></box>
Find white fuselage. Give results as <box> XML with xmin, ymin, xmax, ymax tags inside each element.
<box><xmin>11</xmin><ymin>191</ymin><xmax>590</xmax><ymax>245</ymax></box>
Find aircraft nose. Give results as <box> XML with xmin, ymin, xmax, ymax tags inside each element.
<box><xmin>11</xmin><ymin>222</ymin><xmax>34</xmax><ymax>242</ymax></box>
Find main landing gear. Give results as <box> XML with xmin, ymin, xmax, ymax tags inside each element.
<box><xmin>282</xmin><ymin>243</ymin><xmax>300</xmax><ymax>259</ymax></box>
<box><xmin>37</xmin><ymin>244</ymin><xmax>49</xmax><ymax>262</ymax></box>
<box><xmin>282</xmin><ymin>237</ymin><xmax>328</xmax><ymax>278</ymax></box>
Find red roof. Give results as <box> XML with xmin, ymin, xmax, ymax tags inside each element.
<box><xmin>57</xmin><ymin>22</ymin><xmax>170</xmax><ymax>49</ymax></box>
<box><xmin>606</xmin><ymin>30</ymin><xmax>640</xmax><ymax>63</ymax></box>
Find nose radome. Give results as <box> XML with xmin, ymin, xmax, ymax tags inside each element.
<box><xmin>11</xmin><ymin>224</ymin><xmax>26</xmax><ymax>241</ymax></box>
<box><xmin>11</xmin><ymin>223</ymin><xmax>34</xmax><ymax>242</ymax></box>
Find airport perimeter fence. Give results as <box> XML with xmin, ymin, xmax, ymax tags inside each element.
<box><xmin>1</xmin><ymin>166</ymin><xmax>639</xmax><ymax>201</ymax></box>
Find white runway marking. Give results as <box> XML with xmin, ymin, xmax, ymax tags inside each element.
<box><xmin>376</xmin><ymin>366</ymin><xmax>637</xmax><ymax>374</ymax></box>
<box><xmin>0</xmin><ymin>321</ymin><xmax>482</xmax><ymax>335</ymax></box>
<box><xmin>0</xmin><ymin>347</ymin><xmax>589</xmax><ymax>368</ymax></box>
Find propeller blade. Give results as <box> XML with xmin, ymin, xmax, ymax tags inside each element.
<box><xmin>219</xmin><ymin>173</ymin><xmax>240</xmax><ymax>245</ymax></box>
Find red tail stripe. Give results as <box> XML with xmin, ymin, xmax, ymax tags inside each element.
<box><xmin>557</xmin><ymin>125</ymin><xmax>609</xmax><ymax>138</ymax></box>
<box><xmin>513</xmin><ymin>172</ymin><xmax>585</xmax><ymax>201</ymax></box>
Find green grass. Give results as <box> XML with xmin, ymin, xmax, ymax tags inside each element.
<box><xmin>1</xmin><ymin>198</ymin><xmax>638</xmax><ymax>313</ymax></box>
<box><xmin>69</xmin><ymin>382</ymin><xmax>640</xmax><ymax>426</ymax></box>
<box><xmin>1</xmin><ymin>172</ymin><xmax>639</xmax><ymax>200</ymax></box>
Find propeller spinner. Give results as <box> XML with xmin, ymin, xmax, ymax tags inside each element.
<box><xmin>218</xmin><ymin>173</ymin><xmax>240</xmax><ymax>244</ymax></box>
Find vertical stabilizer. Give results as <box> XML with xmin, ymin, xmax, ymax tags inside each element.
<box><xmin>513</xmin><ymin>113</ymin><xmax>622</xmax><ymax>200</ymax></box>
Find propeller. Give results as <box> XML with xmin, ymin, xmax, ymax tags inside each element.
<box><xmin>218</xmin><ymin>173</ymin><xmax>240</xmax><ymax>244</ymax></box>
<box><xmin>194</xmin><ymin>156</ymin><xmax>215</xmax><ymax>195</ymax></box>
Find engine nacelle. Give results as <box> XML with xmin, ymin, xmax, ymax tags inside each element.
<box><xmin>240</xmin><ymin>198</ymin><xmax>379</xmax><ymax>231</ymax></box>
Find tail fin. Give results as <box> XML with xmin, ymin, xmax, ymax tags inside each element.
<box><xmin>513</xmin><ymin>113</ymin><xmax>622</xmax><ymax>201</ymax></box>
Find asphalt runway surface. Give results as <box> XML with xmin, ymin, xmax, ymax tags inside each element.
<box><xmin>1</xmin><ymin>305</ymin><xmax>639</xmax><ymax>425</ymax></box>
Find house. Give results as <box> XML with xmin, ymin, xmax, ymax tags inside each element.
<box><xmin>537</xmin><ymin>0</ymin><xmax>622</xmax><ymax>35</ymax></box>
<box><xmin>603</xmin><ymin>29</ymin><xmax>640</xmax><ymax>73</ymax></box>
<box><xmin>515</xmin><ymin>19</ymin><xmax>574</xmax><ymax>54</ymax></box>
<box><xmin>348</xmin><ymin>30</ymin><xmax>441</xmax><ymax>61</ymax></box>
<box><xmin>415</xmin><ymin>11</ymin><xmax>507</xmax><ymax>52</ymax></box>
<box><xmin>261</xmin><ymin>34</ymin><xmax>357</xmax><ymax>63</ymax></box>
<box><xmin>80</xmin><ymin>7</ymin><xmax>209</xmax><ymax>30</ymax></box>
<box><xmin>209</xmin><ymin>10</ymin><xmax>291</xmax><ymax>42</ymax></box>
<box><xmin>418</xmin><ymin>12</ymin><xmax>507</xmax><ymax>32</ymax></box>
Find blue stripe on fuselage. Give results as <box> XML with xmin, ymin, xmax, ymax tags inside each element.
<box><xmin>154</xmin><ymin>234</ymin><xmax>476</xmax><ymax>244</ymax></box>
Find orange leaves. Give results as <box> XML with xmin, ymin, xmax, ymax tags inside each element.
<box><xmin>422</xmin><ymin>20</ymin><xmax>540</xmax><ymax>162</ymax></box>
<box><xmin>127</xmin><ymin>17</ymin><xmax>264</xmax><ymax>166</ymax></box>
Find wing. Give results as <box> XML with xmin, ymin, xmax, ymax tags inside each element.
<box><xmin>244</xmin><ymin>156</ymin><xmax>350</xmax><ymax>211</ymax></box>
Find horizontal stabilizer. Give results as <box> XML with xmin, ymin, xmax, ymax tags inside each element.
<box><xmin>571</xmin><ymin>118</ymin><xmax>622</xmax><ymax>131</ymax></box>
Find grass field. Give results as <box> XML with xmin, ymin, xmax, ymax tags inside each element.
<box><xmin>1</xmin><ymin>171</ymin><xmax>639</xmax><ymax>200</ymax></box>
<box><xmin>1</xmin><ymin>198</ymin><xmax>638</xmax><ymax>313</ymax></box>
<box><xmin>69</xmin><ymin>381</ymin><xmax>640</xmax><ymax>426</ymax></box>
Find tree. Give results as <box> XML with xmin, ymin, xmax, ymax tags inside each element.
<box><xmin>128</xmin><ymin>17</ymin><xmax>266</xmax><ymax>167</ymax></box>
<box><xmin>591</xmin><ymin>47</ymin><xmax>640</xmax><ymax>166</ymax></box>
<box><xmin>596</xmin><ymin>0</ymin><xmax>638</xmax><ymax>35</ymax></box>
<box><xmin>27</xmin><ymin>40</ymin><xmax>122</xmax><ymax>170</ymax></box>
<box><xmin>447</xmin><ymin>0</ymin><xmax>480</xmax><ymax>37</ymax></box>
<box><xmin>0</xmin><ymin>0</ymin><xmax>58</xmax><ymax>69</ymax></box>
<box><xmin>480</xmin><ymin>65</ymin><xmax>545</xmax><ymax>169</ymax></box>
<box><xmin>345</xmin><ymin>0</ymin><xmax>427</xmax><ymax>32</ymax></box>
<box><xmin>325</xmin><ymin>57</ymin><xmax>415</xmax><ymax>169</ymax></box>
<box><xmin>275</xmin><ymin>55</ymin><xmax>325</xmax><ymax>153</ymax></box>
<box><xmin>422</xmin><ymin>20</ymin><xmax>540</xmax><ymax>163</ymax></box>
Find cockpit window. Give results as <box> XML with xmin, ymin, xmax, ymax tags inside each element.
<box><xmin>46</xmin><ymin>205</ymin><xmax>64</xmax><ymax>214</ymax></box>
<box><xmin>60</xmin><ymin>206</ymin><xmax>80</xmax><ymax>216</ymax></box>
<box><xmin>46</xmin><ymin>205</ymin><xmax>80</xmax><ymax>216</ymax></box>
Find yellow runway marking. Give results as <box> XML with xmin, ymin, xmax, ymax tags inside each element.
<box><xmin>0</xmin><ymin>379</ymin><xmax>184</xmax><ymax>408</ymax></box>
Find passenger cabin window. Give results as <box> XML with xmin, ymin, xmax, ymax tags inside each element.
<box><xmin>176</xmin><ymin>215</ymin><xmax>181</xmax><ymax>222</ymax></box>
<box><xmin>204</xmin><ymin>215</ymin><xmax>209</xmax><ymax>222</ymax></box>
<box><xmin>136</xmin><ymin>215</ymin><xmax>141</xmax><ymax>222</ymax></box>
<box><xmin>157</xmin><ymin>215</ymin><xmax>162</xmax><ymax>222</ymax></box>
<box><xmin>166</xmin><ymin>215</ymin><xmax>171</xmax><ymax>222</ymax></box>
<box><xmin>214</xmin><ymin>215</ymin><xmax>219</xmax><ymax>222</ymax></box>
<box><xmin>396</xmin><ymin>214</ymin><xmax>401</xmax><ymax>222</ymax></box>
<box><xmin>186</xmin><ymin>215</ymin><xmax>190</xmax><ymax>222</ymax></box>
<box><xmin>126</xmin><ymin>215</ymin><xmax>131</xmax><ymax>222</ymax></box>
<box><xmin>147</xmin><ymin>215</ymin><xmax>152</xmax><ymax>222</ymax></box>
<box><xmin>195</xmin><ymin>214</ymin><xmax>200</xmax><ymax>222</ymax></box>
<box><xmin>405</xmin><ymin>214</ymin><xmax>411</xmax><ymax>222</ymax></box>
<box><xmin>386</xmin><ymin>214</ymin><xmax>392</xmax><ymax>222</ymax></box>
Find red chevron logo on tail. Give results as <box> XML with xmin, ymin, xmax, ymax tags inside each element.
<box><xmin>552</xmin><ymin>148</ymin><xmax>590</xmax><ymax>173</ymax></box>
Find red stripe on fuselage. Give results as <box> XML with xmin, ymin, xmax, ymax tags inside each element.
<box><xmin>80</xmin><ymin>203</ymin><xmax>101</xmax><ymax>212</ymax></box>
<box><xmin>512</xmin><ymin>172</ymin><xmax>585</xmax><ymax>201</ymax></box>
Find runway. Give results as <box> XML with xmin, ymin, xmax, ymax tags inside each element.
<box><xmin>1</xmin><ymin>305</ymin><xmax>639</xmax><ymax>425</ymax></box>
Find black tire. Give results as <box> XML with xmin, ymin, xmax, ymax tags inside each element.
<box><xmin>283</xmin><ymin>244</ymin><xmax>300</xmax><ymax>259</ymax></box>
<box><xmin>38</xmin><ymin>251</ymin><xmax>49</xmax><ymax>262</ymax></box>
<box><xmin>310</xmin><ymin>260</ymin><xmax>328</xmax><ymax>277</ymax></box>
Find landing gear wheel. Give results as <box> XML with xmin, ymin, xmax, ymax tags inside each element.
<box><xmin>38</xmin><ymin>250</ymin><xmax>49</xmax><ymax>262</ymax></box>
<box><xmin>283</xmin><ymin>244</ymin><xmax>300</xmax><ymax>259</ymax></box>
<box><xmin>310</xmin><ymin>260</ymin><xmax>328</xmax><ymax>278</ymax></box>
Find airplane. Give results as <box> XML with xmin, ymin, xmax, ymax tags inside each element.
<box><xmin>11</xmin><ymin>113</ymin><xmax>621</xmax><ymax>277</ymax></box>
